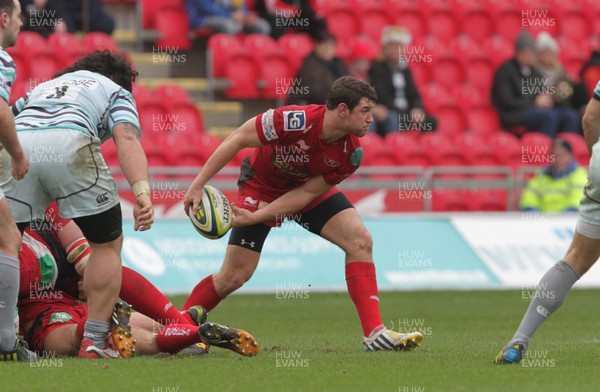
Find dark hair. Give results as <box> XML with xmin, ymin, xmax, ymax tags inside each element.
<box><xmin>0</xmin><ymin>0</ymin><xmax>14</xmax><ymax>14</ymax></box>
<box><xmin>326</xmin><ymin>76</ymin><xmax>377</xmax><ymax>111</ymax></box>
<box><xmin>314</xmin><ymin>29</ymin><xmax>336</xmax><ymax>44</ymax></box>
<box><xmin>54</xmin><ymin>50</ymin><xmax>138</xmax><ymax>92</ymax></box>
<box><xmin>554</xmin><ymin>139</ymin><xmax>573</xmax><ymax>154</ymax></box>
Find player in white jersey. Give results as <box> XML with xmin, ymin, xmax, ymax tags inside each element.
<box><xmin>0</xmin><ymin>50</ymin><xmax>154</xmax><ymax>359</ymax></box>
<box><xmin>495</xmin><ymin>79</ymin><xmax>600</xmax><ymax>364</ymax></box>
<box><xmin>0</xmin><ymin>0</ymin><xmax>37</xmax><ymax>362</ymax></box>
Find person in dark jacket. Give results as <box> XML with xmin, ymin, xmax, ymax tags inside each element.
<box><xmin>287</xmin><ymin>30</ymin><xmax>347</xmax><ymax>105</ymax></box>
<box><xmin>368</xmin><ymin>26</ymin><xmax>436</xmax><ymax>137</ymax></box>
<box><xmin>491</xmin><ymin>31</ymin><xmax>579</xmax><ymax>137</ymax></box>
<box><xmin>185</xmin><ymin>0</ymin><xmax>270</xmax><ymax>35</ymax></box>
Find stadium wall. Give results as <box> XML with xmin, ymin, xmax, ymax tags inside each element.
<box><xmin>121</xmin><ymin>213</ymin><xmax>600</xmax><ymax>294</ymax></box>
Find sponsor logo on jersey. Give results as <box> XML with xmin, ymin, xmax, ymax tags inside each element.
<box><xmin>244</xmin><ymin>196</ymin><xmax>258</xmax><ymax>206</ymax></box>
<box><xmin>283</xmin><ymin>110</ymin><xmax>306</xmax><ymax>131</ymax></box>
<box><xmin>49</xmin><ymin>312</ymin><xmax>73</xmax><ymax>325</ymax></box>
<box><xmin>350</xmin><ymin>147</ymin><xmax>364</xmax><ymax>167</ymax></box>
<box><xmin>262</xmin><ymin>109</ymin><xmax>278</xmax><ymax>141</ymax></box>
<box><xmin>323</xmin><ymin>155</ymin><xmax>341</xmax><ymax>167</ymax></box>
<box><xmin>96</xmin><ymin>192</ymin><xmax>109</xmax><ymax>205</ymax></box>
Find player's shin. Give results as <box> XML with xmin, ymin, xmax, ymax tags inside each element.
<box><xmin>345</xmin><ymin>262</ymin><xmax>384</xmax><ymax>337</ymax></box>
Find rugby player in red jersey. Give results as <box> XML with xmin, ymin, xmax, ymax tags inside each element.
<box><xmin>183</xmin><ymin>76</ymin><xmax>424</xmax><ymax>351</ymax></box>
<box><xmin>17</xmin><ymin>204</ymin><xmax>258</xmax><ymax>358</ymax></box>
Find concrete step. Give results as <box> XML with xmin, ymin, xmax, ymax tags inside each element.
<box><xmin>197</xmin><ymin>101</ymin><xmax>242</xmax><ymax>130</ymax></box>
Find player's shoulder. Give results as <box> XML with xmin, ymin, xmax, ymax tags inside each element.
<box><xmin>274</xmin><ymin>104</ymin><xmax>325</xmax><ymax>132</ymax></box>
<box><xmin>0</xmin><ymin>47</ymin><xmax>14</xmax><ymax>65</ymax></box>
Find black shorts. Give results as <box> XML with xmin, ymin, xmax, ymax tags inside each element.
<box><xmin>228</xmin><ymin>191</ymin><xmax>353</xmax><ymax>253</ymax></box>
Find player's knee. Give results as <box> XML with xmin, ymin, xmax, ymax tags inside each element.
<box><xmin>0</xmin><ymin>223</ymin><xmax>22</xmax><ymax>258</ymax></box>
<box><xmin>345</xmin><ymin>228</ymin><xmax>373</xmax><ymax>257</ymax></box>
<box><xmin>220</xmin><ymin>270</ymin><xmax>252</xmax><ymax>294</ymax></box>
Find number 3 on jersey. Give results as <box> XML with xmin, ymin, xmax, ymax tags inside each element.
<box><xmin>283</xmin><ymin>110</ymin><xmax>306</xmax><ymax>132</ymax></box>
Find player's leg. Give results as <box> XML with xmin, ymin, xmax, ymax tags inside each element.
<box><xmin>71</xmin><ymin>206</ymin><xmax>123</xmax><ymax>359</ymax></box>
<box><xmin>301</xmin><ymin>191</ymin><xmax>423</xmax><ymax>351</ymax></box>
<box><xmin>182</xmin><ymin>223</ymin><xmax>271</xmax><ymax>311</ymax></box>
<box><xmin>43</xmin><ymin>325</ymin><xmax>80</xmax><ymax>357</ymax></box>
<box><xmin>495</xmin><ymin>227</ymin><xmax>600</xmax><ymax>364</ymax></box>
<box><xmin>495</xmin><ymin>145</ymin><xmax>600</xmax><ymax>364</ymax></box>
<box><xmin>0</xmin><ymin>198</ymin><xmax>23</xmax><ymax>352</ymax></box>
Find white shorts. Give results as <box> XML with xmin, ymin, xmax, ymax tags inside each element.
<box><xmin>0</xmin><ymin>128</ymin><xmax>119</xmax><ymax>222</ymax></box>
<box><xmin>577</xmin><ymin>142</ymin><xmax>600</xmax><ymax>237</ymax></box>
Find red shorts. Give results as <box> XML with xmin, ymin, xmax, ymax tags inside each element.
<box><xmin>21</xmin><ymin>297</ymin><xmax>87</xmax><ymax>352</ymax></box>
<box><xmin>237</xmin><ymin>184</ymin><xmax>342</xmax><ymax>227</ymax></box>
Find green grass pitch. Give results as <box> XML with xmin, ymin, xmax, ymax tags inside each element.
<box><xmin>6</xmin><ymin>290</ymin><xmax>600</xmax><ymax>391</ymax></box>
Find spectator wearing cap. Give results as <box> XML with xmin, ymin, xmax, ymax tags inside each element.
<box><xmin>535</xmin><ymin>32</ymin><xmax>587</xmax><ymax>119</ymax></box>
<box><xmin>286</xmin><ymin>30</ymin><xmax>347</xmax><ymax>105</ymax></box>
<box><xmin>368</xmin><ymin>26</ymin><xmax>437</xmax><ymax>137</ymax></box>
<box><xmin>347</xmin><ymin>39</ymin><xmax>375</xmax><ymax>81</ymax></box>
<box><xmin>520</xmin><ymin>139</ymin><xmax>587</xmax><ymax>212</ymax></box>
<box><xmin>492</xmin><ymin>31</ymin><xmax>580</xmax><ymax>138</ymax></box>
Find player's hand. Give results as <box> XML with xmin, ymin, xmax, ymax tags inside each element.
<box><xmin>183</xmin><ymin>185</ymin><xmax>204</xmax><ymax>217</ymax></box>
<box><xmin>534</xmin><ymin>94</ymin><xmax>553</xmax><ymax>108</ymax></box>
<box><xmin>231</xmin><ymin>204</ymin><xmax>258</xmax><ymax>227</ymax></box>
<box><xmin>134</xmin><ymin>194</ymin><xmax>154</xmax><ymax>231</ymax></box>
<box><xmin>11</xmin><ymin>152</ymin><xmax>29</xmax><ymax>180</ymax></box>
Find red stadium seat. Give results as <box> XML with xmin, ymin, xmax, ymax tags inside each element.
<box><xmin>224</xmin><ymin>55</ymin><xmax>260</xmax><ymax>99</ymax></box>
<box><xmin>132</xmin><ymin>84</ymin><xmax>155</xmax><ymax>107</ymax></box>
<box><xmin>456</xmin><ymin>133</ymin><xmax>497</xmax><ymax>165</ymax></box>
<box><xmin>494</xmin><ymin>10</ymin><xmax>522</xmax><ymax>43</ymax></box>
<box><xmin>559</xmin><ymin>11</ymin><xmax>591</xmax><ymax>41</ymax></box>
<box><xmin>432</xmin><ymin>190</ymin><xmax>469</xmax><ymax>211</ymax></box>
<box><xmin>360</xmin><ymin>10</ymin><xmax>394</xmax><ymax>43</ymax></box>
<box><xmin>138</xmin><ymin>102</ymin><xmax>169</xmax><ymax>135</ymax></box>
<box><xmin>326</xmin><ymin>9</ymin><xmax>360</xmax><ymax>42</ymax></box>
<box><xmin>467</xmin><ymin>106</ymin><xmax>501</xmax><ymax>136</ymax></box>
<box><xmin>462</xmin><ymin>10</ymin><xmax>494</xmax><ymax>43</ymax></box>
<box><xmin>15</xmin><ymin>31</ymin><xmax>47</xmax><ymax>57</ymax></box>
<box><xmin>449</xmin><ymin>36</ymin><xmax>484</xmax><ymax>66</ymax></box>
<box><xmin>430</xmin><ymin>57</ymin><xmax>463</xmax><ymax>90</ymax></box>
<box><xmin>28</xmin><ymin>53</ymin><xmax>59</xmax><ymax>80</ymax></box>
<box><xmin>421</xmin><ymin>83</ymin><xmax>452</xmax><ymax>113</ymax></box>
<box><xmin>169</xmin><ymin>103</ymin><xmax>204</xmax><ymax>134</ymax></box>
<box><xmin>154</xmin><ymin>84</ymin><xmax>191</xmax><ymax>107</ymax></box>
<box><xmin>258</xmin><ymin>54</ymin><xmax>294</xmax><ymax>99</ymax></box>
<box><xmin>395</xmin><ymin>10</ymin><xmax>428</xmax><ymax>38</ymax></box>
<box><xmin>243</xmin><ymin>34</ymin><xmax>279</xmax><ymax>65</ymax></box>
<box><xmin>436</xmin><ymin>105</ymin><xmax>467</xmax><ymax>139</ymax></box>
<box><xmin>468</xmin><ymin>189</ymin><xmax>508</xmax><ymax>211</ymax></box>
<box><xmin>521</xmin><ymin>132</ymin><xmax>553</xmax><ymax>166</ymax></box>
<box><xmin>207</xmin><ymin>34</ymin><xmax>243</xmax><ymax>78</ymax></box>
<box><xmin>483</xmin><ymin>36</ymin><xmax>514</xmax><ymax>68</ymax></box>
<box><xmin>452</xmin><ymin>84</ymin><xmax>487</xmax><ymax>112</ymax></box>
<box><xmin>82</xmin><ymin>32</ymin><xmax>118</xmax><ymax>52</ymax></box>
<box><xmin>360</xmin><ymin>133</ymin><xmax>386</xmax><ymax>165</ymax></box>
<box><xmin>410</xmin><ymin>63</ymin><xmax>431</xmax><ymax>87</ymax></box>
<box><xmin>420</xmin><ymin>133</ymin><xmax>465</xmax><ymax>166</ymax></box>
<box><xmin>384</xmin><ymin>132</ymin><xmax>420</xmax><ymax>165</ymax></box>
<box><xmin>557</xmin><ymin>132</ymin><xmax>590</xmax><ymax>166</ymax></box>
<box><xmin>141</xmin><ymin>0</ymin><xmax>182</xmax><ymax>28</ymax></box>
<box><xmin>9</xmin><ymin>79</ymin><xmax>28</xmax><ymax>105</ymax></box>
<box><xmin>465</xmin><ymin>58</ymin><xmax>495</xmax><ymax>95</ymax></box>
<box><xmin>428</xmin><ymin>11</ymin><xmax>460</xmax><ymax>40</ymax></box>
<box><xmin>487</xmin><ymin>132</ymin><xmax>522</xmax><ymax>166</ymax></box>
<box><xmin>47</xmin><ymin>33</ymin><xmax>84</xmax><ymax>67</ymax></box>
<box><xmin>277</xmin><ymin>34</ymin><xmax>313</xmax><ymax>73</ymax></box>
<box><xmin>155</xmin><ymin>7</ymin><xmax>192</xmax><ymax>50</ymax></box>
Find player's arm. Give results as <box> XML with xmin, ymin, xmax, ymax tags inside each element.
<box><xmin>582</xmin><ymin>97</ymin><xmax>600</xmax><ymax>155</ymax></box>
<box><xmin>184</xmin><ymin>117</ymin><xmax>263</xmax><ymax>213</ymax></box>
<box><xmin>113</xmin><ymin>122</ymin><xmax>154</xmax><ymax>231</ymax></box>
<box><xmin>0</xmin><ymin>98</ymin><xmax>28</xmax><ymax>179</ymax></box>
<box><xmin>232</xmin><ymin>175</ymin><xmax>333</xmax><ymax>227</ymax></box>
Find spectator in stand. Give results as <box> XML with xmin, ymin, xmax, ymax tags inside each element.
<box><xmin>347</xmin><ymin>39</ymin><xmax>375</xmax><ymax>82</ymax></box>
<box><xmin>535</xmin><ymin>32</ymin><xmax>587</xmax><ymax>119</ymax></box>
<box><xmin>185</xmin><ymin>0</ymin><xmax>270</xmax><ymax>35</ymax></box>
<box><xmin>287</xmin><ymin>30</ymin><xmax>347</xmax><ymax>105</ymax></box>
<box><xmin>368</xmin><ymin>26</ymin><xmax>436</xmax><ymax>137</ymax></box>
<box><xmin>492</xmin><ymin>31</ymin><xmax>580</xmax><ymax>138</ymax></box>
<box><xmin>20</xmin><ymin>0</ymin><xmax>114</xmax><ymax>36</ymax></box>
<box><xmin>579</xmin><ymin>36</ymin><xmax>600</xmax><ymax>101</ymax></box>
<box><xmin>252</xmin><ymin>0</ymin><xmax>326</xmax><ymax>39</ymax></box>
<box><xmin>520</xmin><ymin>139</ymin><xmax>587</xmax><ymax>212</ymax></box>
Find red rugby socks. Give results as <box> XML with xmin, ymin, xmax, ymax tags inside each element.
<box><xmin>345</xmin><ymin>262</ymin><xmax>384</xmax><ymax>337</ymax></box>
<box><xmin>120</xmin><ymin>267</ymin><xmax>190</xmax><ymax>325</ymax></box>
<box><xmin>182</xmin><ymin>275</ymin><xmax>222</xmax><ymax>312</ymax></box>
<box><xmin>155</xmin><ymin>324</ymin><xmax>201</xmax><ymax>353</ymax></box>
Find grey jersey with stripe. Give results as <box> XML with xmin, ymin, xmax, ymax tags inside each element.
<box><xmin>0</xmin><ymin>47</ymin><xmax>16</xmax><ymax>103</ymax></box>
<box><xmin>12</xmin><ymin>70</ymin><xmax>140</xmax><ymax>143</ymax></box>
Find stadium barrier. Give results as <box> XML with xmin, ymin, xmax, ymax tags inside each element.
<box><xmin>121</xmin><ymin>213</ymin><xmax>600</xmax><ymax>294</ymax></box>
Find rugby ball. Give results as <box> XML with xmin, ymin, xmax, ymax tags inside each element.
<box><xmin>188</xmin><ymin>185</ymin><xmax>232</xmax><ymax>239</ymax></box>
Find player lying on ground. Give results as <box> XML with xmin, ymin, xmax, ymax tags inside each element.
<box><xmin>184</xmin><ymin>76</ymin><xmax>423</xmax><ymax>351</ymax></box>
<box><xmin>494</xmin><ymin>81</ymin><xmax>600</xmax><ymax>364</ymax></box>
<box><xmin>17</xmin><ymin>204</ymin><xmax>258</xmax><ymax>358</ymax></box>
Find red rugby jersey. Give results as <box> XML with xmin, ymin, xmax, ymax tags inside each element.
<box><xmin>242</xmin><ymin>104</ymin><xmax>364</xmax><ymax>195</ymax></box>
